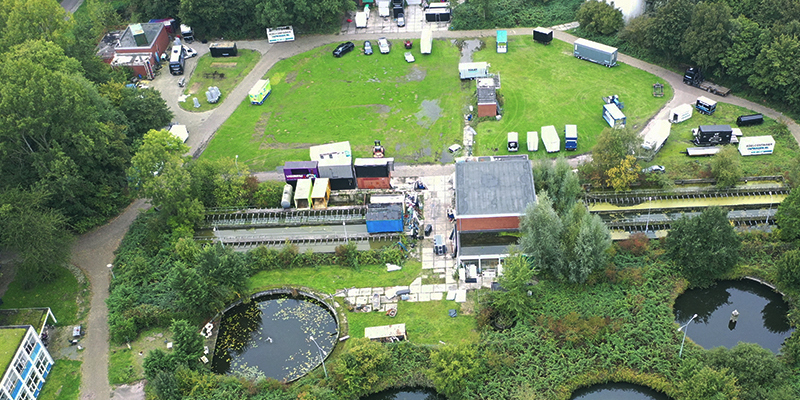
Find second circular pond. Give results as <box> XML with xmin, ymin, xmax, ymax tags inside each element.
<box><xmin>570</xmin><ymin>383</ymin><xmax>671</xmax><ymax>400</ymax></box>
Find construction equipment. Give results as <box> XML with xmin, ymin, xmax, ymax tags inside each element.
<box><xmin>653</xmin><ymin>83</ymin><xmax>664</xmax><ymax>97</ymax></box>
<box><xmin>373</xmin><ymin>140</ymin><xmax>385</xmax><ymax>158</ymax></box>
<box><xmin>602</xmin><ymin>95</ymin><xmax>624</xmax><ymax>109</ymax></box>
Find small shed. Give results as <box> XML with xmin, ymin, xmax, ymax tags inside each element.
<box><xmin>366</xmin><ymin>204</ymin><xmax>404</xmax><ymax>233</ymax></box>
<box><xmin>670</xmin><ymin>104</ymin><xmax>693</xmax><ymax>124</ymax></box>
<box><xmin>355</xmin><ymin>158</ymin><xmax>394</xmax><ymax>189</ymax></box>
<box><xmin>476</xmin><ymin>78</ymin><xmax>497</xmax><ymax>117</ymax></box>
<box><xmin>365</xmin><ymin>323</ymin><xmax>407</xmax><ymax>342</ymax></box>
<box><xmin>283</xmin><ymin>161</ymin><xmax>319</xmax><ymax>184</ymax></box>
<box><xmin>496</xmin><ymin>30</ymin><xmax>508</xmax><ymax>53</ymax></box>
<box><xmin>738</xmin><ymin>135</ymin><xmax>775</xmax><ymax>156</ymax></box>
<box><xmin>533</xmin><ymin>27</ymin><xmax>553</xmax><ymax>44</ymax></box>
<box><xmin>602</xmin><ymin>103</ymin><xmax>626</xmax><ymax>129</ymax></box>
<box><xmin>459</xmin><ymin>62</ymin><xmax>489</xmax><ymax>80</ymax></box>
<box><xmin>209</xmin><ymin>42</ymin><xmax>237</xmax><ymax>57</ymax></box>
<box><xmin>293</xmin><ymin>178</ymin><xmax>313</xmax><ymax>209</ymax></box>
<box><xmin>311</xmin><ymin>178</ymin><xmax>331</xmax><ymax>209</ymax></box>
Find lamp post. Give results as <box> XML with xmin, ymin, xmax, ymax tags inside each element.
<box><xmin>343</xmin><ymin>221</ymin><xmax>348</xmax><ymax>242</ymax></box>
<box><xmin>767</xmin><ymin>191</ymin><xmax>773</xmax><ymax>225</ymax></box>
<box><xmin>677</xmin><ymin>313</ymin><xmax>698</xmax><ymax>358</ymax></box>
<box><xmin>309</xmin><ymin>336</ymin><xmax>328</xmax><ymax>378</ymax></box>
<box><xmin>107</xmin><ymin>264</ymin><xmax>115</xmax><ymax>279</ymax></box>
<box><xmin>645</xmin><ymin>197</ymin><xmax>652</xmax><ymax>232</ymax></box>
<box><xmin>235</xmin><ymin>155</ymin><xmax>239</xmax><ymax>174</ymax></box>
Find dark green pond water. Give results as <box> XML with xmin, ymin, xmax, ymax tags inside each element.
<box><xmin>570</xmin><ymin>383</ymin><xmax>671</xmax><ymax>400</ymax></box>
<box><xmin>211</xmin><ymin>294</ymin><xmax>338</xmax><ymax>381</ymax></box>
<box><xmin>673</xmin><ymin>279</ymin><xmax>794</xmax><ymax>353</ymax></box>
<box><xmin>362</xmin><ymin>388</ymin><xmax>444</xmax><ymax>400</ymax></box>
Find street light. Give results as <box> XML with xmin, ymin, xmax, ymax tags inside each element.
<box><xmin>767</xmin><ymin>191</ymin><xmax>773</xmax><ymax>225</ymax></box>
<box><xmin>309</xmin><ymin>336</ymin><xmax>328</xmax><ymax>378</ymax></box>
<box><xmin>107</xmin><ymin>264</ymin><xmax>115</xmax><ymax>279</ymax></box>
<box><xmin>343</xmin><ymin>221</ymin><xmax>348</xmax><ymax>242</ymax></box>
<box><xmin>645</xmin><ymin>197</ymin><xmax>652</xmax><ymax>232</ymax></box>
<box><xmin>235</xmin><ymin>155</ymin><xmax>239</xmax><ymax>174</ymax></box>
<box><xmin>677</xmin><ymin>313</ymin><xmax>698</xmax><ymax>358</ymax></box>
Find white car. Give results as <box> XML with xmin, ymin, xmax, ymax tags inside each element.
<box><xmin>642</xmin><ymin>165</ymin><xmax>666</xmax><ymax>174</ymax></box>
<box><xmin>404</xmin><ymin>52</ymin><xmax>415</xmax><ymax>63</ymax></box>
<box><xmin>183</xmin><ymin>46</ymin><xmax>197</xmax><ymax>58</ymax></box>
<box><xmin>378</xmin><ymin>37</ymin><xmax>390</xmax><ymax>54</ymax></box>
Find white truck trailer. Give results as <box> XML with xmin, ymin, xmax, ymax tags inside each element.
<box><xmin>573</xmin><ymin>38</ymin><xmax>618</xmax><ymax>67</ymax></box>
<box><xmin>541</xmin><ymin>125</ymin><xmax>560</xmax><ymax>153</ymax></box>
<box><xmin>421</xmin><ymin>27</ymin><xmax>432</xmax><ymax>55</ymax></box>
<box><xmin>669</xmin><ymin>104</ymin><xmax>693</xmax><ymax>124</ymax></box>
<box><xmin>527</xmin><ymin>131</ymin><xmax>538</xmax><ymax>152</ymax></box>
<box><xmin>355</xmin><ymin>12</ymin><xmax>368</xmax><ymax>28</ymax></box>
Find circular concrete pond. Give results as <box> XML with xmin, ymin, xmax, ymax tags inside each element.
<box><xmin>211</xmin><ymin>291</ymin><xmax>338</xmax><ymax>381</ymax></box>
<box><xmin>570</xmin><ymin>383</ymin><xmax>671</xmax><ymax>400</ymax></box>
<box><xmin>673</xmin><ymin>279</ymin><xmax>794</xmax><ymax>353</ymax></box>
<box><xmin>361</xmin><ymin>388</ymin><xmax>444</xmax><ymax>400</ymax></box>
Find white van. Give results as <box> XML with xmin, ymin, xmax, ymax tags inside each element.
<box><xmin>507</xmin><ymin>132</ymin><xmax>519</xmax><ymax>152</ymax></box>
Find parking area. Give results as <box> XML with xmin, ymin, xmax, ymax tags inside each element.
<box><xmin>341</xmin><ymin>5</ymin><xmax>451</xmax><ymax>35</ymax></box>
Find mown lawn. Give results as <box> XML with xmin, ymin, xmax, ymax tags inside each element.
<box><xmin>202</xmin><ymin>39</ymin><xmax>469</xmax><ymax>171</ymax></box>
<box><xmin>649</xmin><ymin>102</ymin><xmax>799</xmax><ymax>179</ymax></box>
<box><xmin>179</xmin><ymin>49</ymin><xmax>262</xmax><ymax>112</ymax></box>
<box><xmin>0</xmin><ymin>266</ymin><xmax>86</xmax><ymax>326</ymax></box>
<box><xmin>472</xmin><ymin>36</ymin><xmax>672</xmax><ymax>158</ymax></box>
<box><xmin>248</xmin><ymin>261</ymin><xmax>424</xmax><ymax>294</ymax></box>
<box><xmin>38</xmin><ymin>360</ymin><xmax>81</xmax><ymax>400</ymax></box>
<box><xmin>108</xmin><ymin>327</ymin><xmax>173</xmax><ymax>385</ymax></box>
<box><xmin>344</xmin><ymin>298</ymin><xmax>478</xmax><ymax>346</ymax></box>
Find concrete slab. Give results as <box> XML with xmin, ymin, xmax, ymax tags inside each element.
<box><xmin>372</xmin><ymin>287</ymin><xmax>385</xmax><ymax>295</ymax></box>
<box><xmin>433</xmin><ymin>284</ymin><xmax>447</xmax><ymax>293</ymax></box>
<box><xmin>438</xmin><ymin>274</ymin><xmax>446</xmax><ymax>279</ymax></box>
<box><xmin>420</xmin><ymin>284</ymin><xmax>434</xmax><ymax>293</ymax></box>
<box><xmin>358</xmin><ymin>288</ymin><xmax>372</xmax><ymax>296</ymax></box>
<box><xmin>410</xmin><ymin>277</ymin><xmax>422</xmax><ymax>286</ymax></box>
<box><xmin>445</xmin><ymin>274</ymin><xmax>456</xmax><ymax>285</ymax></box>
<box><xmin>433</xmin><ymin>268</ymin><xmax>446</xmax><ymax>274</ymax></box>
<box><xmin>356</xmin><ymin>296</ymin><xmax>369</xmax><ymax>305</ymax></box>
<box><xmin>418</xmin><ymin>292</ymin><xmax>431</xmax><ymax>302</ymax></box>
<box><xmin>406</xmin><ymin>293</ymin><xmax>419</xmax><ymax>302</ymax></box>
<box><xmin>430</xmin><ymin>292</ymin><xmax>443</xmax><ymax>301</ymax></box>
<box><xmin>445</xmin><ymin>291</ymin><xmax>456</xmax><ymax>301</ymax></box>
<box><xmin>454</xmin><ymin>290</ymin><xmax>467</xmax><ymax>303</ymax></box>
<box><xmin>422</xmin><ymin>261</ymin><xmax>435</xmax><ymax>270</ymax></box>
<box><xmin>347</xmin><ymin>296</ymin><xmax>357</xmax><ymax>305</ymax></box>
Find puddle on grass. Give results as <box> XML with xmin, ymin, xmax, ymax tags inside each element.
<box><xmin>415</xmin><ymin>99</ymin><xmax>442</xmax><ymax>127</ymax></box>
<box><xmin>460</xmin><ymin>39</ymin><xmax>483</xmax><ymax>63</ymax></box>
<box><xmin>403</xmin><ymin>66</ymin><xmax>427</xmax><ymax>82</ymax></box>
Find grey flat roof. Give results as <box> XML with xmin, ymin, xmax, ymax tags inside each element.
<box><xmin>477</xmin><ymin>87</ymin><xmax>496</xmax><ymax>104</ymax></box>
<box><xmin>455</xmin><ymin>159</ymin><xmax>536</xmax><ymax>217</ymax></box>
<box><xmin>118</xmin><ymin>23</ymin><xmax>163</xmax><ymax>49</ymax></box>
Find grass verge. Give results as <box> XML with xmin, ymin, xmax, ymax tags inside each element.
<box><xmin>38</xmin><ymin>360</ymin><xmax>81</xmax><ymax>400</ymax></box>
<box><xmin>248</xmin><ymin>261</ymin><xmax>424</xmax><ymax>294</ymax></box>
<box><xmin>472</xmin><ymin>36</ymin><xmax>672</xmax><ymax>158</ymax></box>
<box><xmin>108</xmin><ymin>327</ymin><xmax>174</xmax><ymax>385</ymax></box>
<box><xmin>179</xmin><ymin>49</ymin><xmax>262</xmax><ymax>112</ymax></box>
<box><xmin>0</xmin><ymin>265</ymin><xmax>86</xmax><ymax>326</ymax></box>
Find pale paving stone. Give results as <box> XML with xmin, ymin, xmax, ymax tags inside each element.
<box><xmin>445</xmin><ymin>273</ymin><xmax>456</xmax><ymax>285</ymax></box>
<box><xmin>406</xmin><ymin>293</ymin><xmax>418</xmax><ymax>302</ymax></box>
<box><xmin>422</xmin><ymin>260</ymin><xmax>435</xmax><ymax>270</ymax></box>
<box><xmin>438</xmin><ymin>274</ymin><xmax>446</xmax><ymax>279</ymax></box>
<box><xmin>445</xmin><ymin>291</ymin><xmax>456</xmax><ymax>301</ymax></box>
<box><xmin>356</xmin><ymin>296</ymin><xmax>368</xmax><ymax>305</ymax></box>
<box><xmin>372</xmin><ymin>287</ymin><xmax>384</xmax><ymax>295</ymax></box>
<box><xmin>433</xmin><ymin>284</ymin><xmax>447</xmax><ymax>293</ymax></box>
<box><xmin>433</xmin><ymin>268</ymin><xmax>446</xmax><ymax>274</ymax></box>
<box><xmin>454</xmin><ymin>290</ymin><xmax>467</xmax><ymax>303</ymax></box>
<box><xmin>358</xmin><ymin>288</ymin><xmax>372</xmax><ymax>296</ymax></box>
<box><xmin>447</xmin><ymin>284</ymin><xmax>458</xmax><ymax>291</ymax></box>
<box><xmin>347</xmin><ymin>296</ymin><xmax>357</xmax><ymax>305</ymax></box>
<box><xmin>430</xmin><ymin>292</ymin><xmax>443</xmax><ymax>301</ymax></box>
<box><xmin>420</xmin><ymin>284</ymin><xmax>434</xmax><ymax>293</ymax></box>
<box><xmin>418</xmin><ymin>292</ymin><xmax>431</xmax><ymax>302</ymax></box>
<box><xmin>410</xmin><ymin>277</ymin><xmax>422</xmax><ymax>286</ymax></box>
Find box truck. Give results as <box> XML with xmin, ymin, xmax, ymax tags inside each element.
<box><xmin>169</xmin><ymin>44</ymin><xmax>184</xmax><ymax>75</ymax></box>
<box><xmin>507</xmin><ymin>132</ymin><xmax>519</xmax><ymax>152</ymax></box>
<box><xmin>180</xmin><ymin>24</ymin><xmax>194</xmax><ymax>43</ymax></box>
<box><xmin>249</xmin><ymin>79</ymin><xmax>272</xmax><ymax>105</ymax></box>
<box><xmin>573</xmin><ymin>38</ymin><xmax>617</xmax><ymax>67</ymax></box>
<box><xmin>541</xmin><ymin>125</ymin><xmax>560</xmax><ymax>153</ymax></box>
<box><xmin>564</xmin><ymin>125</ymin><xmax>577</xmax><ymax>151</ymax></box>
<box><xmin>533</xmin><ymin>27</ymin><xmax>553</xmax><ymax>44</ymax></box>
<box><xmin>355</xmin><ymin>12</ymin><xmax>368</xmax><ymax>28</ymax></box>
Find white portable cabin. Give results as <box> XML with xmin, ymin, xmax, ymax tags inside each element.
<box><xmin>459</xmin><ymin>62</ymin><xmax>490</xmax><ymax>79</ymax></box>
<box><xmin>527</xmin><ymin>131</ymin><xmax>538</xmax><ymax>152</ymax></box>
<box><xmin>169</xmin><ymin>124</ymin><xmax>189</xmax><ymax>142</ymax></box>
<box><xmin>642</xmin><ymin>120</ymin><xmax>671</xmax><ymax>153</ymax></box>
<box><xmin>378</xmin><ymin>0</ymin><xmax>391</xmax><ymax>17</ymax></box>
<box><xmin>669</xmin><ymin>104</ymin><xmax>693</xmax><ymax>123</ymax></box>
<box><xmin>738</xmin><ymin>135</ymin><xmax>775</xmax><ymax>156</ymax></box>
<box><xmin>602</xmin><ymin>103</ymin><xmax>626</xmax><ymax>129</ymax></box>
<box><xmin>507</xmin><ymin>132</ymin><xmax>519</xmax><ymax>152</ymax></box>
<box><xmin>355</xmin><ymin>12</ymin><xmax>368</xmax><ymax>28</ymax></box>
<box><xmin>421</xmin><ymin>27</ymin><xmax>432</xmax><ymax>55</ymax></box>
<box><xmin>541</xmin><ymin>125</ymin><xmax>560</xmax><ymax>153</ymax></box>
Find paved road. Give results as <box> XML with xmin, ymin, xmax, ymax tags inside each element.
<box><xmin>60</xmin><ymin>0</ymin><xmax>83</xmax><ymax>14</ymax></box>
<box><xmin>75</xmin><ymin>24</ymin><xmax>800</xmax><ymax>400</ymax></box>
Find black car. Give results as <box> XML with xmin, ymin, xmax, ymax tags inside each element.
<box><xmin>364</xmin><ymin>41</ymin><xmax>373</xmax><ymax>55</ymax></box>
<box><xmin>333</xmin><ymin>42</ymin><xmax>355</xmax><ymax>57</ymax></box>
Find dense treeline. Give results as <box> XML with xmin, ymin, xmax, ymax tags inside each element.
<box><xmin>451</xmin><ymin>0</ymin><xmax>583</xmax><ymax>30</ymax></box>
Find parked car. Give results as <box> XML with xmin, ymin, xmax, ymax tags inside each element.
<box><xmin>397</xmin><ymin>14</ymin><xmax>405</xmax><ymax>27</ymax></box>
<box><xmin>642</xmin><ymin>165</ymin><xmax>666</xmax><ymax>174</ymax></box>
<box><xmin>404</xmin><ymin>52</ymin><xmax>415</xmax><ymax>63</ymax></box>
<box><xmin>378</xmin><ymin>37</ymin><xmax>390</xmax><ymax>54</ymax></box>
<box><xmin>364</xmin><ymin>41</ymin><xmax>373</xmax><ymax>55</ymax></box>
<box><xmin>333</xmin><ymin>42</ymin><xmax>355</xmax><ymax>57</ymax></box>
<box><xmin>183</xmin><ymin>46</ymin><xmax>197</xmax><ymax>58</ymax></box>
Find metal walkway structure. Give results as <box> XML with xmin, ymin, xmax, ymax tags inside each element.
<box><xmin>197</xmin><ymin>232</ymin><xmax>401</xmax><ymax>251</ymax></box>
<box><xmin>584</xmin><ymin>186</ymin><xmax>789</xmax><ymax>207</ymax></box>
<box><xmin>203</xmin><ymin>206</ymin><xmax>368</xmax><ymax>229</ymax></box>
<box><xmin>603</xmin><ymin>209</ymin><xmax>777</xmax><ymax>233</ymax></box>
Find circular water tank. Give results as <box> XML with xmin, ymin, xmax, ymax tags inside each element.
<box><xmin>280</xmin><ymin>184</ymin><xmax>293</xmax><ymax>209</ymax></box>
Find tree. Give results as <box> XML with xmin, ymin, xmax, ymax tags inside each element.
<box><xmin>331</xmin><ymin>338</ymin><xmax>391</xmax><ymax>398</ymax></box>
<box><xmin>648</xmin><ymin>0</ymin><xmax>695</xmax><ymax>57</ymax></box>
<box><xmin>254</xmin><ymin>0</ymin><xmax>356</xmax><ymax>34</ymax></box>
<box><xmin>572</xmin><ymin>209</ymin><xmax>612</xmax><ymax>283</ymax></box>
<box><xmin>586</xmin><ymin>127</ymin><xmax>642</xmax><ymax>188</ymax></box>
<box><xmin>711</xmin><ymin>146</ymin><xmax>743</xmax><ymax>188</ymax></box>
<box><xmin>576</xmin><ymin>0</ymin><xmax>624</xmax><ymax>35</ymax></box>
<box><xmin>666</xmin><ymin>207</ymin><xmax>740</xmax><ymax>287</ymax></box>
<box><xmin>619</xmin><ymin>15</ymin><xmax>654</xmax><ymax>50</ymax></box>
<box><xmin>721</xmin><ymin>16</ymin><xmax>771</xmax><ymax>79</ymax></box>
<box><xmin>130</xmin><ymin>0</ymin><xmax>181</xmax><ymax>22</ymax></box>
<box><xmin>428</xmin><ymin>343</ymin><xmax>478</xmax><ymax>400</ymax></box>
<box><xmin>64</xmin><ymin>0</ymin><xmax>123</xmax><ymax>84</ymax></box>
<box><xmin>0</xmin><ymin>0</ymin><xmax>72</xmax><ymax>51</ymax></box>
<box><xmin>171</xmin><ymin>319</ymin><xmax>205</xmax><ymax>368</ymax></box>
<box><xmin>775</xmin><ymin>187</ymin><xmax>800</xmax><ymax>241</ymax></box>
<box><xmin>678</xmin><ymin>366</ymin><xmax>740</xmax><ymax>400</ymax></box>
<box><xmin>606</xmin><ymin>155</ymin><xmax>639</xmax><ymax>191</ymax></box>
<box><xmin>749</xmin><ymin>34</ymin><xmax>800</xmax><ymax>107</ymax></box>
<box><xmin>776</xmin><ymin>250</ymin><xmax>800</xmax><ymax>292</ymax></box>
<box><xmin>99</xmin><ymin>83</ymin><xmax>173</xmax><ymax>148</ymax></box>
<box><xmin>519</xmin><ymin>193</ymin><xmax>564</xmax><ymax>276</ymax></box>
<box><xmin>681</xmin><ymin>2</ymin><xmax>733</xmax><ymax>71</ymax></box>
<box><xmin>143</xmin><ymin>348</ymin><xmax>177</xmax><ymax>380</ymax></box>
<box><xmin>705</xmin><ymin>342</ymin><xmax>792</xmax><ymax>400</ymax></box>
<box><xmin>492</xmin><ymin>252</ymin><xmax>535</xmax><ymax>322</ymax></box>
<box><xmin>532</xmin><ymin>156</ymin><xmax>582</xmax><ymax>216</ymax></box>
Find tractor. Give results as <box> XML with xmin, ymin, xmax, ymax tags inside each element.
<box><xmin>373</xmin><ymin>140</ymin><xmax>385</xmax><ymax>158</ymax></box>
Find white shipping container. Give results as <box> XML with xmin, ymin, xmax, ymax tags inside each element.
<box><xmin>670</xmin><ymin>104</ymin><xmax>693</xmax><ymax>123</ymax></box>
<box><xmin>738</xmin><ymin>135</ymin><xmax>775</xmax><ymax>156</ymax></box>
<box><xmin>541</xmin><ymin>125</ymin><xmax>560</xmax><ymax>153</ymax></box>
<box><xmin>527</xmin><ymin>131</ymin><xmax>538</xmax><ymax>152</ymax></box>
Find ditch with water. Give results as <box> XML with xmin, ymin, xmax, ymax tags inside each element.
<box><xmin>673</xmin><ymin>279</ymin><xmax>794</xmax><ymax>353</ymax></box>
<box><xmin>211</xmin><ymin>292</ymin><xmax>338</xmax><ymax>382</ymax></box>
<box><xmin>570</xmin><ymin>383</ymin><xmax>671</xmax><ymax>400</ymax></box>
<box><xmin>361</xmin><ymin>388</ymin><xmax>444</xmax><ymax>400</ymax></box>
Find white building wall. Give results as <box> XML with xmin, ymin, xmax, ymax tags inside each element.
<box><xmin>1</xmin><ymin>327</ymin><xmax>54</xmax><ymax>400</ymax></box>
<box><xmin>601</xmin><ymin>0</ymin><xmax>646</xmax><ymax>22</ymax></box>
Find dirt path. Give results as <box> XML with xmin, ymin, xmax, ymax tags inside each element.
<box><xmin>72</xmin><ymin>199</ymin><xmax>149</xmax><ymax>400</ymax></box>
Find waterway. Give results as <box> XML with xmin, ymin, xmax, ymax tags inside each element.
<box><xmin>570</xmin><ymin>383</ymin><xmax>671</xmax><ymax>400</ymax></box>
<box><xmin>362</xmin><ymin>388</ymin><xmax>444</xmax><ymax>400</ymax></box>
<box><xmin>212</xmin><ymin>294</ymin><xmax>338</xmax><ymax>381</ymax></box>
<box><xmin>673</xmin><ymin>279</ymin><xmax>794</xmax><ymax>353</ymax></box>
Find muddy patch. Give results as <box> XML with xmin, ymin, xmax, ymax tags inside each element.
<box><xmin>252</xmin><ymin>112</ymin><xmax>271</xmax><ymax>142</ymax></box>
<box><xmin>402</xmin><ymin>66</ymin><xmax>427</xmax><ymax>82</ymax></box>
<box><xmin>460</xmin><ymin>39</ymin><xmax>484</xmax><ymax>63</ymax></box>
<box><xmin>367</xmin><ymin>104</ymin><xmax>391</xmax><ymax>114</ymax></box>
<box><xmin>210</xmin><ymin>62</ymin><xmax>238</xmax><ymax>68</ymax></box>
<box><xmin>285</xmin><ymin>71</ymin><xmax>298</xmax><ymax>84</ymax></box>
<box><xmin>415</xmin><ymin>99</ymin><xmax>442</xmax><ymax>128</ymax></box>
<box><xmin>187</xmin><ymin>81</ymin><xmax>202</xmax><ymax>95</ymax></box>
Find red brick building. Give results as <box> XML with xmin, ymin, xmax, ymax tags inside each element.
<box><xmin>107</xmin><ymin>23</ymin><xmax>171</xmax><ymax>79</ymax></box>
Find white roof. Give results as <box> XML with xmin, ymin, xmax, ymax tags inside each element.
<box><xmin>311</xmin><ymin>178</ymin><xmax>330</xmax><ymax>198</ymax></box>
<box><xmin>370</xmin><ymin>194</ymin><xmax>404</xmax><ymax>204</ymax></box>
<box><xmin>310</xmin><ymin>141</ymin><xmax>352</xmax><ymax>161</ymax></box>
<box><xmin>476</xmin><ymin>77</ymin><xmax>495</xmax><ymax>88</ymax></box>
<box><xmin>169</xmin><ymin>125</ymin><xmax>189</xmax><ymax>142</ymax></box>
<box><xmin>671</xmin><ymin>103</ymin><xmax>693</xmax><ymax>114</ymax></box>
<box><xmin>697</xmin><ymin>96</ymin><xmax>717</xmax><ymax>106</ymax></box>
<box><xmin>534</xmin><ymin>26</ymin><xmax>553</xmax><ymax>34</ymax></box>
<box><xmin>574</xmin><ymin>38</ymin><xmax>618</xmax><ymax>54</ymax></box>
<box><xmin>365</xmin><ymin>324</ymin><xmax>406</xmax><ymax>339</ymax></box>
<box><xmin>459</xmin><ymin>62</ymin><xmax>488</xmax><ymax>70</ymax></box>
<box><xmin>603</xmin><ymin>103</ymin><xmax>625</xmax><ymax>120</ymax></box>
<box><xmin>249</xmin><ymin>79</ymin><xmax>270</xmax><ymax>96</ymax></box>
<box><xmin>354</xmin><ymin>157</ymin><xmax>394</xmax><ymax>166</ymax></box>
<box><xmin>642</xmin><ymin>120</ymin><xmax>671</xmax><ymax>150</ymax></box>
<box><xmin>739</xmin><ymin>135</ymin><xmax>775</xmax><ymax>146</ymax></box>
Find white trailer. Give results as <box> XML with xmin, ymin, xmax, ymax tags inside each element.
<box><xmin>642</xmin><ymin>120</ymin><xmax>671</xmax><ymax>154</ymax></box>
<box><xmin>507</xmin><ymin>132</ymin><xmax>519</xmax><ymax>152</ymax></box>
<box><xmin>527</xmin><ymin>131</ymin><xmax>538</xmax><ymax>152</ymax></box>
<box><xmin>669</xmin><ymin>104</ymin><xmax>693</xmax><ymax>123</ymax></box>
<box><xmin>602</xmin><ymin>103</ymin><xmax>626</xmax><ymax>129</ymax></box>
<box><xmin>541</xmin><ymin>125</ymin><xmax>560</xmax><ymax>153</ymax></box>
<box><xmin>738</xmin><ymin>135</ymin><xmax>775</xmax><ymax>156</ymax></box>
<box><xmin>356</xmin><ymin>12</ymin><xmax>368</xmax><ymax>28</ymax></box>
<box><xmin>421</xmin><ymin>27</ymin><xmax>432</xmax><ymax>55</ymax></box>
<box><xmin>459</xmin><ymin>62</ymin><xmax>489</xmax><ymax>79</ymax></box>
<box><xmin>378</xmin><ymin>0</ymin><xmax>391</xmax><ymax>17</ymax></box>
<box><xmin>573</xmin><ymin>38</ymin><xmax>618</xmax><ymax>67</ymax></box>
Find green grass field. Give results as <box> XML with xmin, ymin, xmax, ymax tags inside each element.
<box><xmin>248</xmin><ymin>261</ymin><xmax>424</xmax><ymax>294</ymax></box>
<box><xmin>472</xmin><ymin>37</ymin><xmax>672</xmax><ymax>157</ymax></box>
<box><xmin>652</xmin><ymin>103</ymin><xmax>799</xmax><ymax>179</ymax></box>
<box><xmin>0</xmin><ymin>266</ymin><xmax>86</xmax><ymax>326</ymax></box>
<box><xmin>179</xmin><ymin>49</ymin><xmax>261</xmax><ymax>112</ymax></box>
<box><xmin>38</xmin><ymin>360</ymin><xmax>81</xmax><ymax>400</ymax></box>
<box><xmin>108</xmin><ymin>327</ymin><xmax>174</xmax><ymax>385</ymax></box>
<box><xmin>202</xmin><ymin>39</ymin><xmax>470</xmax><ymax>171</ymax></box>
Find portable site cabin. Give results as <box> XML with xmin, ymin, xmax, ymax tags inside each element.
<box><xmin>378</xmin><ymin>0</ymin><xmax>391</xmax><ymax>17</ymax></box>
<box><xmin>694</xmin><ymin>124</ymin><xmax>733</xmax><ymax>146</ymax></box>
<box><xmin>311</xmin><ymin>178</ymin><xmax>331</xmax><ymax>209</ymax></box>
<box><xmin>293</xmin><ymin>178</ymin><xmax>313</xmax><ymax>209</ymax></box>
<box><xmin>696</xmin><ymin>96</ymin><xmax>717</xmax><ymax>115</ymax></box>
<box><xmin>420</xmin><ymin>27</ymin><xmax>432</xmax><ymax>54</ymax></box>
<box><xmin>564</xmin><ymin>125</ymin><xmax>578</xmax><ymax>151</ymax></box>
<box><xmin>670</xmin><ymin>104</ymin><xmax>693</xmax><ymax>124</ymax></box>
<box><xmin>169</xmin><ymin>124</ymin><xmax>189</xmax><ymax>142</ymax></box>
<box><xmin>425</xmin><ymin>5</ymin><xmax>451</xmax><ymax>22</ymax></box>
<box><xmin>738</xmin><ymin>135</ymin><xmax>775</xmax><ymax>156</ymax></box>
<box><xmin>459</xmin><ymin>62</ymin><xmax>490</xmax><ymax>80</ymax></box>
<box><xmin>642</xmin><ymin>120</ymin><xmax>671</xmax><ymax>155</ymax></box>
<box><xmin>283</xmin><ymin>161</ymin><xmax>319</xmax><ymax>184</ymax></box>
<box><xmin>737</xmin><ymin>114</ymin><xmax>764</xmax><ymax>127</ymax></box>
<box><xmin>527</xmin><ymin>131</ymin><xmax>539</xmax><ymax>152</ymax></box>
<box><xmin>476</xmin><ymin>78</ymin><xmax>498</xmax><ymax>117</ymax></box>
<box><xmin>533</xmin><ymin>27</ymin><xmax>553</xmax><ymax>44</ymax></box>
<box><xmin>310</xmin><ymin>141</ymin><xmax>355</xmax><ymax>189</ymax></box>
<box><xmin>603</xmin><ymin>103</ymin><xmax>626</xmax><ymax>129</ymax></box>
<box><xmin>209</xmin><ymin>42</ymin><xmax>238</xmax><ymax>57</ymax></box>
<box><xmin>355</xmin><ymin>12</ymin><xmax>368</xmax><ymax>28</ymax></box>
<box><xmin>496</xmin><ymin>30</ymin><xmax>508</xmax><ymax>53</ymax></box>
<box><xmin>248</xmin><ymin>79</ymin><xmax>271</xmax><ymax>105</ymax></box>
<box><xmin>541</xmin><ymin>125</ymin><xmax>560</xmax><ymax>153</ymax></box>
<box><xmin>354</xmin><ymin>158</ymin><xmax>394</xmax><ymax>189</ymax></box>
<box><xmin>366</xmin><ymin>204</ymin><xmax>404</xmax><ymax>233</ymax></box>
<box><xmin>573</xmin><ymin>38</ymin><xmax>618</xmax><ymax>67</ymax></box>
<box><xmin>507</xmin><ymin>132</ymin><xmax>519</xmax><ymax>152</ymax></box>
<box><xmin>365</xmin><ymin>323</ymin><xmax>407</xmax><ymax>342</ymax></box>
